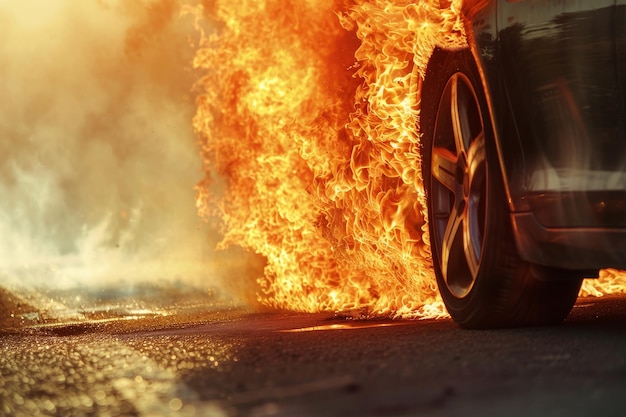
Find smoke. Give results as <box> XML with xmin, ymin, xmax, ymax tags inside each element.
<box><xmin>0</xmin><ymin>0</ymin><xmax>240</xmax><ymax>295</ymax></box>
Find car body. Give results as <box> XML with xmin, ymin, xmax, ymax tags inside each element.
<box><xmin>471</xmin><ymin>0</ymin><xmax>626</xmax><ymax>270</ymax></box>
<box><xmin>419</xmin><ymin>0</ymin><xmax>626</xmax><ymax>327</ymax></box>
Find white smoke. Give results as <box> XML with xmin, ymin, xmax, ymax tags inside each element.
<box><xmin>0</xmin><ymin>0</ymin><xmax>234</xmax><ymax>294</ymax></box>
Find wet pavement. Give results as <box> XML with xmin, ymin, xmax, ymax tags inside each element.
<box><xmin>2</xmin><ymin>291</ymin><xmax>626</xmax><ymax>417</ymax></box>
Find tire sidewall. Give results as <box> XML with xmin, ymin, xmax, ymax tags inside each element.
<box><xmin>421</xmin><ymin>48</ymin><xmax>512</xmax><ymax>325</ymax></box>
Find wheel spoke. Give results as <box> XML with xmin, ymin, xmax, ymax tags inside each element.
<box><xmin>432</xmin><ymin>147</ymin><xmax>457</xmax><ymax>192</ymax></box>
<box><xmin>463</xmin><ymin>213</ymin><xmax>481</xmax><ymax>279</ymax></box>
<box><xmin>450</xmin><ymin>75</ymin><xmax>469</xmax><ymax>156</ymax></box>
<box><xmin>441</xmin><ymin>204</ymin><xmax>463</xmax><ymax>282</ymax></box>
<box><xmin>467</xmin><ymin>132</ymin><xmax>486</xmax><ymax>177</ymax></box>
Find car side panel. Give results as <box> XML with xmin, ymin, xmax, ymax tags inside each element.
<box><xmin>466</xmin><ymin>1</ymin><xmax>626</xmax><ymax>269</ymax></box>
<box><xmin>497</xmin><ymin>0</ymin><xmax>626</xmax><ymax>207</ymax></box>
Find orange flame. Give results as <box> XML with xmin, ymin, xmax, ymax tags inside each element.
<box><xmin>193</xmin><ymin>0</ymin><xmax>626</xmax><ymax>318</ymax></box>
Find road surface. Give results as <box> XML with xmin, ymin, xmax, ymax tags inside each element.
<box><xmin>1</xmin><ymin>291</ymin><xmax>626</xmax><ymax>417</ymax></box>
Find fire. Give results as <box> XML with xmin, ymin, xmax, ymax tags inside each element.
<box><xmin>192</xmin><ymin>0</ymin><xmax>626</xmax><ymax>318</ymax></box>
<box><xmin>581</xmin><ymin>270</ymin><xmax>626</xmax><ymax>298</ymax></box>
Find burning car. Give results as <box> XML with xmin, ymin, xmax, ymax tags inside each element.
<box><xmin>420</xmin><ymin>1</ymin><xmax>626</xmax><ymax>328</ymax></box>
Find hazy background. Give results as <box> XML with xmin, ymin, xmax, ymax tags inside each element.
<box><xmin>0</xmin><ymin>0</ymin><xmax>250</xmax><ymax>301</ymax></box>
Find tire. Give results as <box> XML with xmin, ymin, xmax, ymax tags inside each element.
<box><xmin>420</xmin><ymin>48</ymin><xmax>583</xmax><ymax>329</ymax></box>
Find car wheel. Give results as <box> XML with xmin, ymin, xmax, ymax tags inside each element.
<box><xmin>420</xmin><ymin>48</ymin><xmax>583</xmax><ymax>328</ymax></box>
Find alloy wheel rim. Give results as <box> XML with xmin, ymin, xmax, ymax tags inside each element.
<box><xmin>430</xmin><ymin>73</ymin><xmax>487</xmax><ymax>299</ymax></box>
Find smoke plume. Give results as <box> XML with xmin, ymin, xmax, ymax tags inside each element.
<box><xmin>0</xmin><ymin>0</ymin><xmax>235</xmax><ymax>295</ymax></box>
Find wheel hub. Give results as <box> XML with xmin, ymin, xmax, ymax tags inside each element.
<box><xmin>462</xmin><ymin>168</ymin><xmax>470</xmax><ymax>197</ymax></box>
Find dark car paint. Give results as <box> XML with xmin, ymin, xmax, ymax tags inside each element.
<box><xmin>459</xmin><ymin>0</ymin><xmax>626</xmax><ymax>270</ymax></box>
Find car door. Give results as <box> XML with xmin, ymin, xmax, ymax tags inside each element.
<box><xmin>497</xmin><ymin>0</ymin><xmax>624</xmax><ymax>211</ymax></box>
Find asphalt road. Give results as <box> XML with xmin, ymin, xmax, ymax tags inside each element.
<box><xmin>2</xmin><ymin>294</ymin><xmax>626</xmax><ymax>417</ymax></box>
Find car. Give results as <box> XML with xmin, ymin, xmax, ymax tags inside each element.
<box><xmin>419</xmin><ymin>1</ymin><xmax>626</xmax><ymax>328</ymax></box>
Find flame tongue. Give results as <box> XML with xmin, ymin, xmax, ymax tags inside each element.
<box><xmin>193</xmin><ymin>0</ymin><xmax>466</xmax><ymax>317</ymax></box>
<box><xmin>194</xmin><ymin>0</ymin><xmax>359</xmax><ymax>312</ymax></box>
<box><xmin>193</xmin><ymin>0</ymin><xmax>626</xmax><ymax>316</ymax></box>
